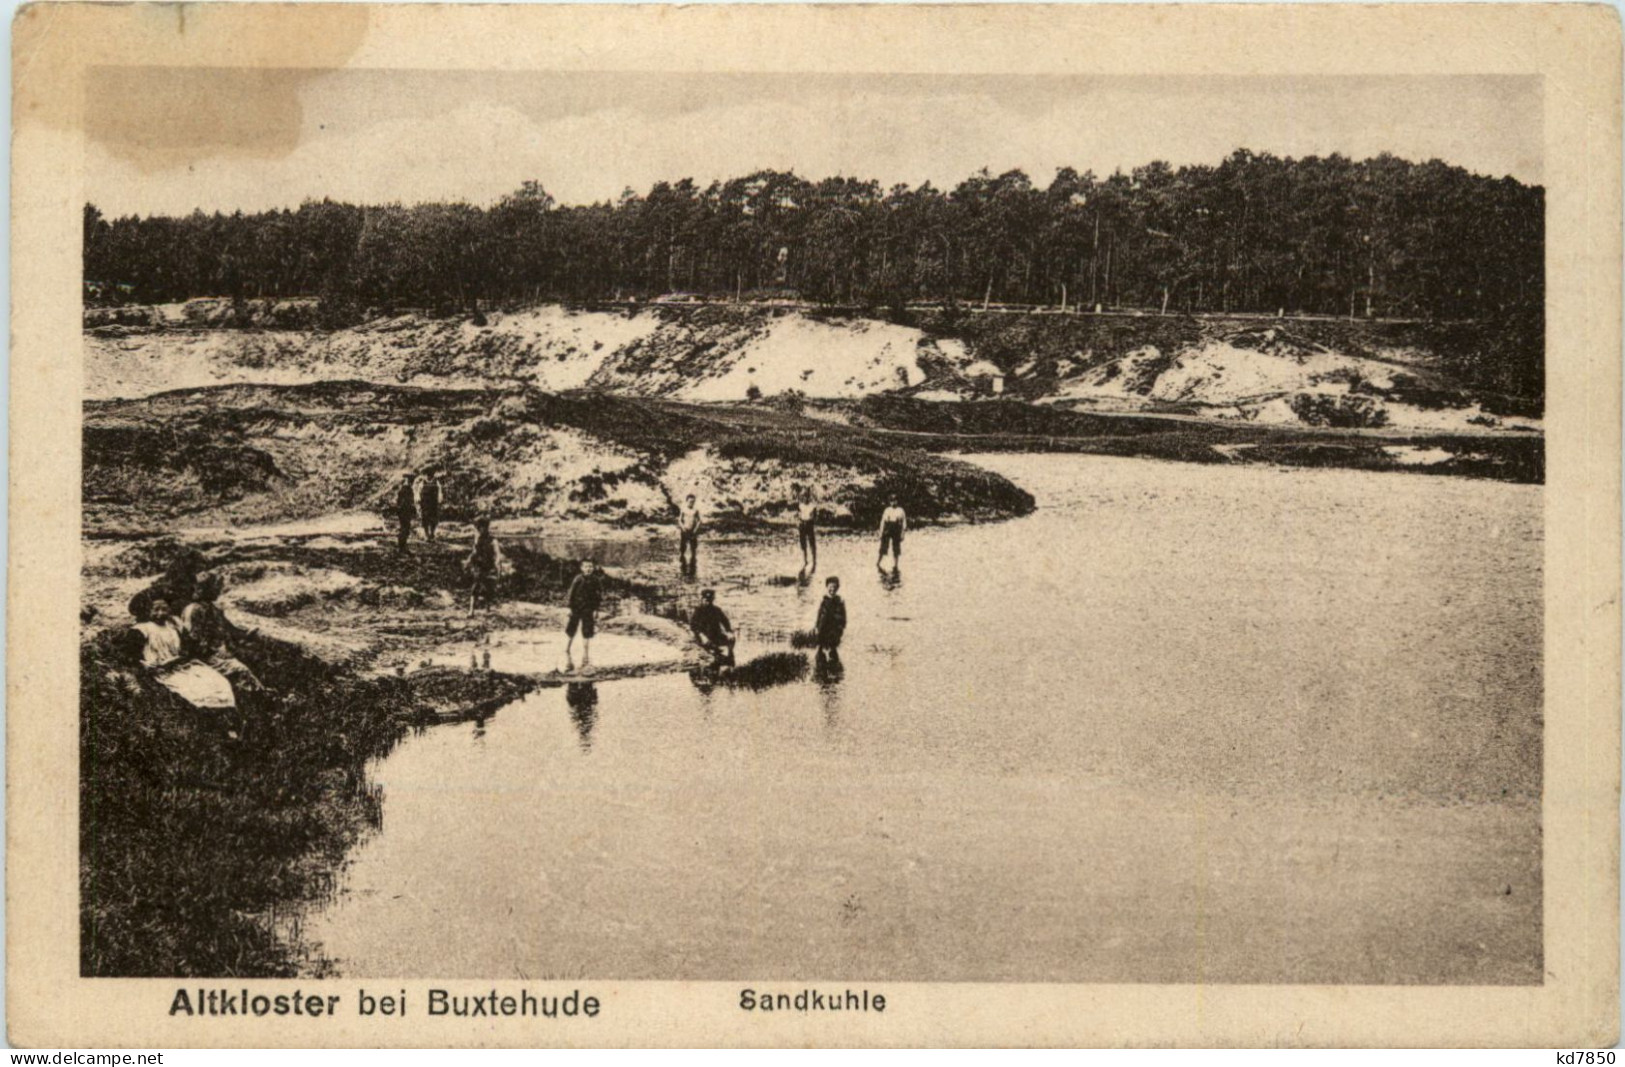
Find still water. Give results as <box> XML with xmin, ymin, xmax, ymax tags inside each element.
<box><xmin>305</xmin><ymin>454</ymin><xmax>1542</xmax><ymax>984</ymax></box>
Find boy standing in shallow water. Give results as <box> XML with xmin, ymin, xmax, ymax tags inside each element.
<box><xmin>564</xmin><ymin>560</ymin><xmax>602</xmax><ymax>671</ymax></box>
<box><xmin>796</xmin><ymin>492</ymin><xmax>819</xmax><ymax>573</ymax></box>
<box><xmin>815</xmin><ymin>576</ymin><xmax>846</xmax><ymax>659</ymax></box>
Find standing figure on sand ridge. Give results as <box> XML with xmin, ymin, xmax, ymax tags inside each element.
<box><xmin>394</xmin><ymin>473</ymin><xmax>417</xmax><ymax>553</ymax></box>
<box><xmin>465</xmin><ymin>515</ymin><xmax>503</xmax><ymax>617</ymax></box>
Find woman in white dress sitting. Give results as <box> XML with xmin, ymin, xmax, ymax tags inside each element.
<box><xmin>130</xmin><ymin>596</ymin><xmax>239</xmax><ymax>734</ymax></box>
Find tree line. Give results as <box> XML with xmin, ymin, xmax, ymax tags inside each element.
<box><xmin>84</xmin><ymin>149</ymin><xmax>1542</xmax><ymax>323</ymax></box>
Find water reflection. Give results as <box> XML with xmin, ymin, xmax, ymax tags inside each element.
<box><xmin>307</xmin><ymin>454</ymin><xmax>1544</xmax><ymax>984</ymax></box>
<box><xmin>813</xmin><ymin>648</ymin><xmax>844</xmax><ymax>728</ymax></box>
<box><xmin>878</xmin><ymin>565</ymin><xmax>902</xmax><ymax>592</ymax></box>
<box><xmin>813</xmin><ymin>648</ymin><xmax>844</xmax><ymax>685</ymax></box>
<box><xmin>513</xmin><ymin>536</ymin><xmax>666</xmax><ymax>570</ymax></box>
<box><xmin>564</xmin><ymin>683</ymin><xmax>598</xmax><ymax>751</ymax></box>
<box><xmin>689</xmin><ymin>651</ymin><xmax>809</xmax><ymax>693</ymax></box>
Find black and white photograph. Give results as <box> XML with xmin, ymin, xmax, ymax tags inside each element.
<box><xmin>9</xmin><ymin>1</ymin><xmax>1619</xmax><ymax>1049</ymax></box>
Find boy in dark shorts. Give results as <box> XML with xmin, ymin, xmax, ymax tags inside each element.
<box><xmin>565</xmin><ymin>560</ymin><xmax>602</xmax><ymax>671</ymax></box>
<box><xmin>815</xmin><ymin>575</ymin><xmax>846</xmax><ymax>660</ymax></box>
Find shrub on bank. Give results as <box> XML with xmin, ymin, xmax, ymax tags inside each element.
<box><xmin>1288</xmin><ymin>392</ymin><xmax>1391</xmax><ymax>429</ymax></box>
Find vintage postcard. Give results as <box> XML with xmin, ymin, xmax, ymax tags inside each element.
<box><xmin>8</xmin><ymin>2</ymin><xmax>1620</xmax><ymax>1048</ymax></box>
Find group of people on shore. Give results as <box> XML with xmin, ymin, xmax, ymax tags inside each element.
<box><xmin>392</xmin><ymin>471</ymin><xmax>510</xmax><ymax>619</ymax></box>
<box><xmin>386</xmin><ymin>471</ymin><xmax>901</xmax><ymax>678</ymax></box>
<box><xmin>124</xmin><ymin>559</ymin><xmax>269</xmax><ymax>739</ymax></box>
<box><xmin>393</xmin><ymin>470</ymin><xmax>443</xmax><ymax>550</ymax></box>
<box><xmin>112</xmin><ymin>475</ymin><xmax>906</xmax><ymax>729</ymax></box>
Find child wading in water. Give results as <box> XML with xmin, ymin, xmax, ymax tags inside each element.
<box><xmin>877</xmin><ymin>499</ymin><xmax>907</xmax><ymax>571</ymax></box>
<box><xmin>796</xmin><ymin>490</ymin><xmax>819</xmax><ymax>574</ymax></box>
<box><xmin>690</xmin><ymin>588</ymin><xmax>736</xmax><ymax>670</ymax></box>
<box><xmin>677</xmin><ymin>493</ymin><xmax>702</xmax><ymax>573</ymax></box>
<box><xmin>815</xmin><ymin>576</ymin><xmax>846</xmax><ymax>662</ymax></box>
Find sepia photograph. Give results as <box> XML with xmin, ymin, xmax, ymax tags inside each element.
<box><xmin>8</xmin><ymin>1</ymin><xmax>1619</xmax><ymax>1049</ymax></box>
<box><xmin>77</xmin><ymin>65</ymin><xmax>1547</xmax><ymax>985</ymax></box>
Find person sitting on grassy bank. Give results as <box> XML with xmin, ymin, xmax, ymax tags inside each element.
<box><xmin>126</xmin><ymin>596</ymin><xmax>240</xmax><ymax>735</ymax></box>
<box><xmin>181</xmin><ymin>573</ymin><xmax>271</xmax><ymax>713</ymax></box>
<box><xmin>126</xmin><ymin>548</ymin><xmax>206</xmax><ymax>623</ymax></box>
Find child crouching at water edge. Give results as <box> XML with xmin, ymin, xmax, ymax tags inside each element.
<box><xmin>691</xmin><ymin>588</ymin><xmax>736</xmax><ymax>670</ymax></box>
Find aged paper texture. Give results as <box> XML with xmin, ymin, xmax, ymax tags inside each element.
<box><xmin>9</xmin><ymin>2</ymin><xmax>1620</xmax><ymax>1048</ymax></box>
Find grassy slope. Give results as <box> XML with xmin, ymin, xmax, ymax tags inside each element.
<box><xmin>897</xmin><ymin>308</ymin><xmax>1544</xmax><ymax>413</ymax></box>
<box><xmin>829</xmin><ymin>394</ymin><xmax>1544</xmax><ymax>485</ymax></box>
<box><xmin>83</xmin><ymin>382</ymin><xmax>1038</xmax><ymax>535</ymax></box>
<box><xmin>80</xmin><ymin>530</ymin><xmax>585</xmax><ymax>977</ymax></box>
<box><xmin>83</xmin><ymin>627</ymin><xmax>418</xmax><ymax>976</ymax></box>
